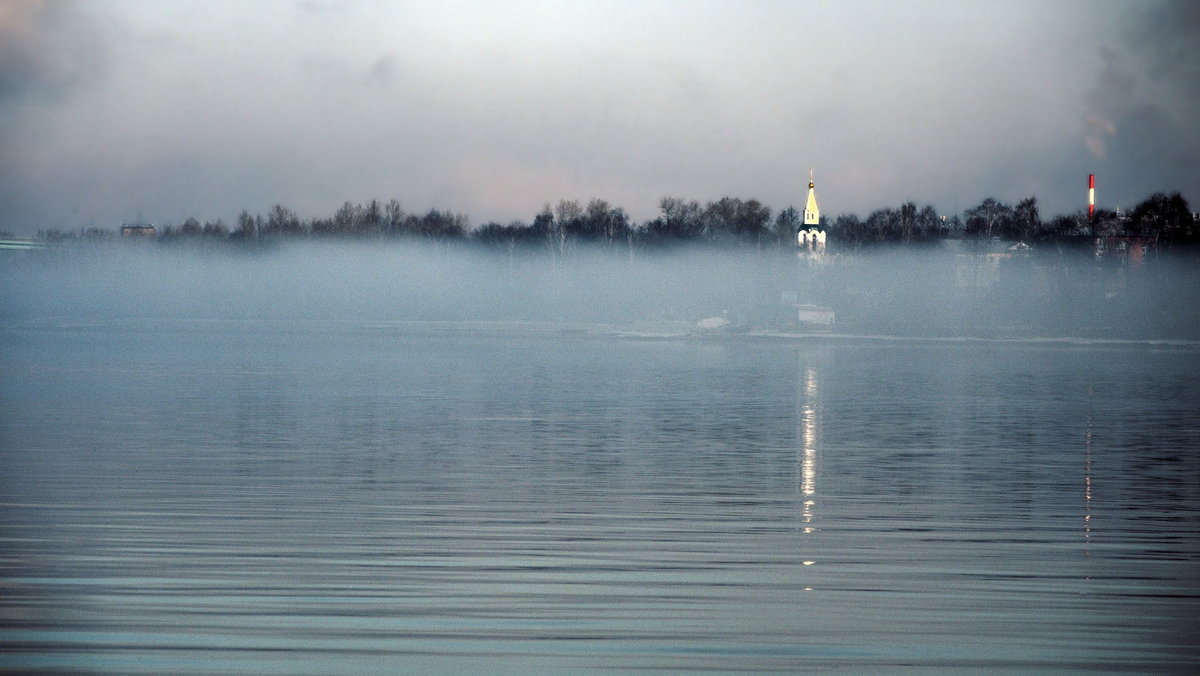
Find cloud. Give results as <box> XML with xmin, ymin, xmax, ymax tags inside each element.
<box><xmin>0</xmin><ymin>1</ymin><xmax>1196</xmax><ymax>234</ymax></box>
<box><xmin>1084</xmin><ymin>114</ymin><xmax>1116</xmax><ymax>159</ymax></box>
<box><xmin>296</xmin><ymin>0</ymin><xmax>347</xmax><ymax>12</ymax></box>
<box><xmin>1081</xmin><ymin>2</ymin><xmax>1200</xmax><ymax>205</ymax></box>
<box><xmin>366</xmin><ymin>53</ymin><xmax>396</xmax><ymax>86</ymax></box>
<box><xmin>0</xmin><ymin>1</ymin><xmax>111</xmax><ymax>230</ymax></box>
<box><xmin>0</xmin><ymin>0</ymin><xmax>105</xmax><ymax>102</ymax></box>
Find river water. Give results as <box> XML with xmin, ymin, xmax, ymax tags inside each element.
<box><xmin>1</xmin><ymin>319</ymin><xmax>1197</xmax><ymax>674</ymax></box>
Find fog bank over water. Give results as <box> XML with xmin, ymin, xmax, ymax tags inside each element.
<box><xmin>3</xmin><ymin>242</ymin><xmax>1198</xmax><ymax>340</ymax></box>
<box><xmin>3</xmin><ymin>242</ymin><xmax>771</xmax><ymax>325</ymax></box>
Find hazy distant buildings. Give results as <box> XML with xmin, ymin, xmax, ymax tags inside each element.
<box><xmin>120</xmin><ymin>224</ymin><xmax>156</xmax><ymax>237</ymax></box>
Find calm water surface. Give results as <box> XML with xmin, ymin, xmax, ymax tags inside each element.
<box><xmin>1</xmin><ymin>320</ymin><xmax>1197</xmax><ymax>674</ymax></box>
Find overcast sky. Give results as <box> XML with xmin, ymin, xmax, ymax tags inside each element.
<box><xmin>1</xmin><ymin>0</ymin><xmax>1196</xmax><ymax>234</ymax></box>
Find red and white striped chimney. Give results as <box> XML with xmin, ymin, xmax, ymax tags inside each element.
<box><xmin>1088</xmin><ymin>174</ymin><xmax>1095</xmax><ymax>219</ymax></box>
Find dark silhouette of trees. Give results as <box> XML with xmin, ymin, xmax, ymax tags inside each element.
<box><xmin>639</xmin><ymin>197</ymin><xmax>775</xmax><ymax>246</ymax></box>
<box><xmin>1090</xmin><ymin>208</ymin><xmax>1122</xmax><ymax>237</ymax></box>
<box><xmin>1014</xmin><ymin>197</ymin><xmax>1041</xmax><ymax>240</ymax></box>
<box><xmin>1047</xmin><ymin>213</ymin><xmax>1086</xmax><ymax>238</ymax></box>
<box><xmin>644</xmin><ymin>197</ymin><xmax>704</xmax><ymax>243</ymax></box>
<box><xmin>864</xmin><ymin>208</ymin><xmax>900</xmax><ymax>243</ymax></box>
<box><xmin>827</xmin><ymin>202</ymin><xmax>943</xmax><ymax>247</ymax></box>
<box><xmin>483</xmin><ymin>199</ymin><xmax>632</xmax><ymax>253</ymax></box>
<box><xmin>956</xmin><ymin>196</ymin><xmax>1040</xmax><ymax>241</ymax></box>
<box><xmin>414</xmin><ymin>209</ymin><xmax>468</xmax><ymax>239</ymax></box>
<box><xmin>179</xmin><ymin>217</ymin><xmax>202</xmax><ymax>237</ymax></box>
<box><xmin>233</xmin><ymin>210</ymin><xmax>261</xmax><ymax>240</ymax></box>
<box><xmin>158</xmin><ymin>216</ymin><xmax>228</xmax><ymax>241</ymax></box>
<box><xmin>773</xmin><ymin>207</ymin><xmax>800</xmax><ymax>246</ymax></box>
<box><xmin>76</xmin><ymin>187</ymin><xmax>1194</xmax><ymax>254</ymax></box>
<box><xmin>964</xmin><ymin>198</ymin><xmax>1013</xmax><ymax>238</ymax></box>
<box><xmin>264</xmin><ymin>204</ymin><xmax>303</xmax><ymax>237</ymax></box>
<box><xmin>1130</xmin><ymin>192</ymin><xmax>1193</xmax><ymax>242</ymax></box>
<box><xmin>700</xmin><ymin>197</ymin><xmax>772</xmax><ymax>244</ymax></box>
<box><xmin>473</xmin><ymin>220</ymin><xmax>538</xmax><ymax>247</ymax></box>
<box><xmin>829</xmin><ymin>213</ymin><xmax>864</xmax><ymax>249</ymax></box>
<box><xmin>385</xmin><ymin>199</ymin><xmax>405</xmax><ymax>235</ymax></box>
<box><xmin>203</xmin><ymin>219</ymin><xmax>228</xmax><ymax>237</ymax></box>
<box><xmin>579</xmin><ymin>198</ymin><xmax>631</xmax><ymax>245</ymax></box>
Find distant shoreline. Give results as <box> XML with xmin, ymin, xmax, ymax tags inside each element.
<box><xmin>13</xmin><ymin>190</ymin><xmax>1197</xmax><ymax>251</ymax></box>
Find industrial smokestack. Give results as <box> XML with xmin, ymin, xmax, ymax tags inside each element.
<box><xmin>1088</xmin><ymin>174</ymin><xmax>1095</xmax><ymax>220</ymax></box>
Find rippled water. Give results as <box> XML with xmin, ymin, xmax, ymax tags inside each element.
<box><xmin>1</xmin><ymin>320</ymin><xmax>1197</xmax><ymax>674</ymax></box>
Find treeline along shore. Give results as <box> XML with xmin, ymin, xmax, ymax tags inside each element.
<box><xmin>7</xmin><ymin>189</ymin><xmax>1199</xmax><ymax>340</ymax></box>
<box><xmin>22</xmin><ymin>190</ymin><xmax>1200</xmax><ymax>252</ymax></box>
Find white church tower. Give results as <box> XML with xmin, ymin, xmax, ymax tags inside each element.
<box><xmin>797</xmin><ymin>169</ymin><xmax>825</xmax><ymax>254</ymax></box>
<box><xmin>803</xmin><ymin>168</ymin><xmax>820</xmax><ymax>226</ymax></box>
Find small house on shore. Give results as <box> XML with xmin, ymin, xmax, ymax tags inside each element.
<box><xmin>120</xmin><ymin>224</ymin><xmax>156</xmax><ymax>237</ymax></box>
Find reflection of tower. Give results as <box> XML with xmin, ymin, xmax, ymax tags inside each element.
<box><xmin>797</xmin><ymin>169</ymin><xmax>826</xmax><ymax>255</ymax></box>
<box><xmin>1083</xmin><ymin>384</ymin><xmax>1094</xmax><ymax>556</ymax></box>
<box><xmin>800</xmin><ymin>366</ymin><xmax>818</xmax><ymax>535</ymax></box>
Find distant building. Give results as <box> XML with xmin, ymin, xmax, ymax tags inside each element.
<box><xmin>795</xmin><ymin>303</ymin><xmax>835</xmax><ymax>331</ymax></box>
<box><xmin>120</xmin><ymin>224</ymin><xmax>156</xmax><ymax>237</ymax></box>
<box><xmin>798</xmin><ymin>228</ymin><xmax>826</xmax><ymax>252</ymax></box>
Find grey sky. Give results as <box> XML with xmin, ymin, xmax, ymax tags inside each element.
<box><xmin>1</xmin><ymin>0</ymin><xmax>1196</xmax><ymax>234</ymax></box>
